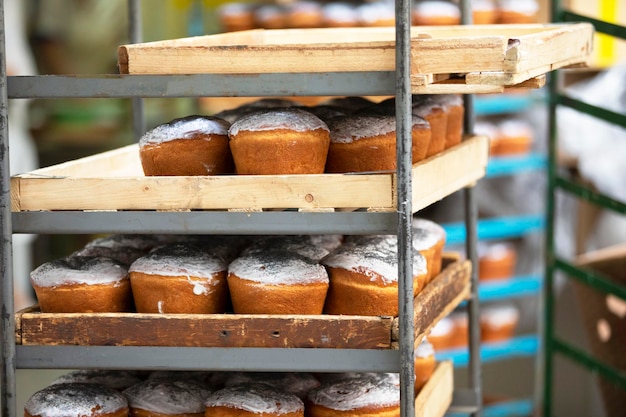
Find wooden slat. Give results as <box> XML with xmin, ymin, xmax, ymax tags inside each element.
<box><xmin>118</xmin><ymin>24</ymin><xmax>593</xmax><ymax>84</ymax></box>
<box><xmin>415</xmin><ymin>361</ymin><xmax>454</xmax><ymax>417</ymax></box>
<box><xmin>11</xmin><ymin>136</ymin><xmax>488</xmax><ymax>213</ymax></box>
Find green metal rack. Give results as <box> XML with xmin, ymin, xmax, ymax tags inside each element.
<box><xmin>543</xmin><ymin>2</ymin><xmax>626</xmax><ymax>416</ymax></box>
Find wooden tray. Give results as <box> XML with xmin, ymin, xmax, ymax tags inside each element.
<box><xmin>118</xmin><ymin>24</ymin><xmax>593</xmax><ymax>93</ymax></box>
<box><xmin>15</xmin><ymin>256</ymin><xmax>471</xmax><ymax>348</ymax></box>
<box><xmin>11</xmin><ymin>135</ymin><xmax>488</xmax><ymax>213</ymax></box>
<box><xmin>416</xmin><ymin>361</ymin><xmax>454</xmax><ymax>417</ymax></box>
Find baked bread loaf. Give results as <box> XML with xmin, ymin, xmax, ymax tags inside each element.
<box><xmin>217</xmin><ymin>2</ymin><xmax>256</xmax><ymax>32</ymax></box>
<box><xmin>224</xmin><ymin>372</ymin><xmax>320</xmax><ymax>399</ymax></box>
<box><xmin>420</xmin><ymin>94</ymin><xmax>464</xmax><ymax>149</ymax></box>
<box><xmin>24</xmin><ymin>382</ymin><xmax>129</xmax><ymax>417</ymax></box>
<box><xmin>356</xmin><ymin>1</ymin><xmax>395</xmax><ymax>26</ymax></box>
<box><xmin>139</xmin><ymin>115</ymin><xmax>233</xmax><ymax>176</ymax></box>
<box><xmin>472</xmin><ymin>0</ymin><xmax>498</xmax><ymax>24</ymax></box>
<box><xmin>254</xmin><ymin>4</ymin><xmax>287</xmax><ymax>29</ymax></box>
<box><xmin>322</xmin><ymin>235</ymin><xmax>428</xmax><ymax>316</ymax></box>
<box><xmin>478</xmin><ymin>242</ymin><xmax>516</xmax><ymax>281</ymax></box>
<box><xmin>286</xmin><ymin>0</ymin><xmax>323</xmax><ymax>28</ymax></box>
<box><xmin>414</xmin><ymin>337</ymin><xmax>436</xmax><ymax>393</ymax></box>
<box><xmin>412</xmin><ymin>218</ymin><xmax>447</xmax><ymax>283</ymax></box>
<box><xmin>322</xmin><ymin>2</ymin><xmax>358</xmax><ymax>27</ymax></box>
<box><xmin>325</xmin><ymin>113</ymin><xmax>431</xmax><ymax>173</ymax></box>
<box><xmin>497</xmin><ymin>0</ymin><xmax>538</xmax><ymax>23</ymax></box>
<box><xmin>306</xmin><ymin>374</ymin><xmax>399</xmax><ymax>417</ymax></box>
<box><xmin>412</xmin><ymin>97</ymin><xmax>448</xmax><ymax>158</ymax></box>
<box><xmin>427</xmin><ymin>316</ymin><xmax>454</xmax><ymax>350</ymax></box>
<box><xmin>205</xmin><ymin>384</ymin><xmax>305</xmax><ymax>417</ymax></box>
<box><xmin>480</xmin><ymin>304</ymin><xmax>519</xmax><ymax>343</ymax></box>
<box><xmin>52</xmin><ymin>370</ymin><xmax>143</xmax><ymax>392</ymax></box>
<box><xmin>129</xmin><ymin>243</ymin><xmax>229</xmax><ymax>314</ymax></box>
<box><xmin>228</xmin><ymin>108</ymin><xmax>330</xmax><ymax>175</ymax></box>
<box><xmin>412</xmin><ymin>0</ymin><xmax>460</xmax><ymax>25</ymax></box>
<box><xmin>30</xmin><ymin>255</ymin><xmax>132</xmax><ymax>313</ymax></box>
<box><xmin>123</xmin><ymin>379</ymin><xmax>212</xmax><ymax>417</ymax></box>
<box><xmin>227</xmin><ymin>250</ymin><xmax>329</xmax><ymax>314</ymax></box>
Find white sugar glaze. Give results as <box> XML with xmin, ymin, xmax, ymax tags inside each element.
<box><xmin>25</xmin><ymin>383</ymin><xmax>128</xmax><ymax>417</ymax></box>
<box><xmin>52</xmin><ymin>370</ymin><xmax>142</xmax><ymax>391</ymax></box>
<box><xmin>328</xmin><ymin>114</ymin><xmax>429</xmax><ymax>144</ymax></box>
<box><xmin>139</xmin><ymin>115</ymin><xmax>230</xmax><ymax>146</ymax></box>
<box><xmin>415</xmin><ymin>337</ymin><xmax>435</xmax><ymax>358</ymax></box>
<box><xmin>205</xmin><ymin>385</ymin><xmax>304</xmax><ymax>414</ymax></box>
<box><xmin>224</xmin><ymin>372</ymin><xmax>320</xmax><ymax>399</ymax></box>
<box><xmin>413</xmin><ymin>1</ymin><xmax>460</xmax><ymax>17</ymax></box>
<box><xmin>30</xmin><ymin>256</ymin><xmax>128</xmax><ymax>287</ymax></box>
<box><xmin>228</xmin><ymin>251</ymin><xmax>329</xmax><ymax>285</ymax></box>
<box><xmin>321</xmin><ymin>236</ymin><xmax>427</xmax><ymax>285</ymax></box>
<box><xmin>129</xmin><ymin>243</ymin><xmax>227</xmax><ymax>279</ymax></box>
<box><xmin>307</xmin><ymin>377</ymin><xmax>399</xmax><ymax>411</ymax></box>
<box><xmin>228</xmin><ymin>108</ymin><xmax>329</xmax><ymax>136</ymax></box>
<box><xmin>123</xmin><ymin>380</ymin><xmax>212</xmax><ymax>414</ymax></box>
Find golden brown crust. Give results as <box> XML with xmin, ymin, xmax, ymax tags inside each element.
<box><xmin>33</xmin><ymin>280</ymin><xmax>133</xmax><ymax>313</ymax></box>
<box><xmin>130</xmin><ymin>271</ymin><xmax>229</xmax><ymax>314</ymax></box>
<box><xmin>444</xmin><ymin>105</ymin><xmax>464</xmax><ymax>149</ymax></box>
<box><xmin>325</xmin><ymin>126</ymin><xmax>431</xmax><ymax>173</ymax></box>
<box><xmin>497</xmin><ymin>10</ymin><xmax>537</xmax><ymax>24</ymax></box>
<box><xmin>206</xmin><ymin>406</ymin><xmax>303</xmax><ymax>417</ymax></box>
<box><xmin>227</xmin><ymin>274</ymin><xmax>329</xmax><ymax>314</ymax></box>
<box><xmin>140</xmin><ymin>136</ymin><xmax>234</xmax><ymax>176</ymax></box>
<box><xmin>412</xmin><ymin>15</ymin><xmax>460</xmax><ymax>25</ymax></box>
<box><xmin>229</xmin><ymin>128</ymin><xmax>330</xmax><ymax>175</ymax></box>
<box><xmin>414</xmin><ymin>356</ymin><xmax>436</xmax><ymax>393</ymax></box>
<box><xmin>305</xmin><ymin>402</ymin><xmax>400</xmax><ymax>417</ymax></box>
<box><xmin>422</xmin><ymin>108</ymin><xmax>447</xmax><ymax>158</ymax></box>
<box><xmin>323</xmin><ymin>268</ymin><xmax>424</xmax><ymax>316</ymax></box>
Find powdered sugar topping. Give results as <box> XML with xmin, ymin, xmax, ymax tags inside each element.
<box><xmin>205</xmin><ymin>385</ymin><xmax>304</xmax><ymax>414</ymax></box>
<box><xmin>307</xmin><ymin>377</ymin><xmax>399</xmax><ymax>411</ymax></box>
<box><xmin>140</xmin><ymin>115</ymin><xmax>230</xmax><ymax>146</ymax></box>
<box><xmin>228</xmin><ymin>108</ymin><xmax>329</xmax><ymax>136</ymax></box>
<box><xmin>123</xmin><ymin>380</ymin><xmax>212</xmax><ymax>414</ymax></box>
<box><xmin>25</xmin><ymin>383</ymin><xmax>128</xmax><ymax>417</ymax></box>
<box><xmin>228</xmin><ymin>251</ymin><xmax>329</xmax><ymax>285</ymax></box>
<box><xmin>129</xmin><ymin>243</ymin><xmax>228</xmax><ymax>278</ymax></box>
<box><xmin>30</xmin><ymin>256</ymin><xmax>128</xmax><ymax>287</ymax></box>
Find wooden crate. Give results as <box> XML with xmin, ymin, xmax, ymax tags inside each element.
<box><xmin>11</xmin><ymin>135</ymin><xmax>488</xmax><ymax>213</ymax></box>
<box><xmin>118</xmin><ymin>23</ymin><xmax>593</xmax><ymax>93</ymax></box>
<box><xmin>15</xmin><ymin>256</ymin><xmax>471</xmax><ymax>348</ymax></box>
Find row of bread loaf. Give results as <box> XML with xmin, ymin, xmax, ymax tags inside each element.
<box><xmin>24</xmin><ymin>340</ymin><xmax>436</xmax><ymax>417</ymax></box>
<box><xmin>29</xmin><ymin>218</ymin><xmax>446</xmax><ymax>316</ymax></box>
<box><xmin>217</xmin><ymin>0</ymin><xmax>539</xmax><ymax>32</ymax></box>
<box><xmin>138</xmin><ymin>95</ymin><xmax>464</xmax><ymax>177</ymax></box>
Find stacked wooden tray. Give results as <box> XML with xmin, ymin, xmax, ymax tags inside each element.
<box><xmin>118</xmin><ymin>23</ymin><xmax>593</xmax><ymax>94</ymax></box>
<box><xmin>11</xmin><ymin>135</ymin><xmax>488</xmax><ymax>213</ymax></box>
<box><xmin>15</xmin><ymin>255</ymin><xmax>470</xmax><ymax>349</ymax></box>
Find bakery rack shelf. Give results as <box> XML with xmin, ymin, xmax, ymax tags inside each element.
<box><xmin>443</xmin><ymin>214</ymin><xmax>545</xmax><ymax>246</ymax></box>
<box><xmin>448</xmin><ymin>398</ymin><xmax>534</xmax><ymax>417</ymax></box>
<box><xmin>485</xmin><ymin>153</ymin><xmax>547</xmax><ymax>178</ymax></box>
<box><xmin>436</xmin><ymin>334</ymin><xmax>540</xmax><ymax>367</ymax></box>
<box><xmin>478</xmin><ymin>275</ymin><xmax>542</xmax><ymax>302</ymax></box>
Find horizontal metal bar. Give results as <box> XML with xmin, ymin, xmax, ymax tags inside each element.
<box><xmin>561</xmin><ymin>11</ymin><xmax>626</xmax><ymax>40</ymax></box>
<box><xmin>555</xmin><ymin>256</ymin><xmax>626</xmax><ymax>299</ymax></box>
<box><xmin>556</xmin><ymin>94</ymin><xmax>626</xmax><ymax>129</ymax></box>
<box><xmin>17</xmin><ymin>346</ymin><xmax>400</xmax><ymax>372</ymax></box>
<box><xmin>7</xmin><ymin>73</ymin><xmax>396</xmax><ymax>99</ymax></box>
<box><xmin>12</xmin><ymin>211</ymin><xmax>397</xmax><ymax>235</ymax></box>
<box><xmin>555</xmin><ymin>176</ymin><xmax>626</xmax><ymax>215</ymax></box>
<box><xmin>447</xmin><ymin>388</ymin><xmax>481</xmax><ymax>414</ymax></box>
<box><xmin>448</xmin><ymin>398</ymin><xmax>535</xmax><ymax>417</ymax></box>
<box><xmin>552</xmin><ymin>337</ymin><xmax>626</xmax><ymax>390</ymax></box>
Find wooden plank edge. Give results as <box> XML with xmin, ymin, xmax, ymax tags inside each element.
<box><xmin>390</xmin><ymin>257</ymin><xmax>472</xmax><ymax>346</ymax></box>
<box><xmin>415</xmin><ymin>361</ymin><xmax>454</xmax><ymax>417</ymax></box>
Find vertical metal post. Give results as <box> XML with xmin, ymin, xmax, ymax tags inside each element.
<box><xmin>395</xmin><ymin>0</ymin><xmax>414</xmax><ymax>415</ymax></box>
<box><xmin>128</xmin><ymin>0</ymin><xmax>145</xmax><ymax>139</ymax></box>
<box><xmin>459</xmin><ymin>2</ymin><xmax>482</xmax><ymax>416</ymax></box>
<box><xmin>0</xmin><ymin>0</ymin><xmax>17</xmax><ymax>415</ymax></box>
<box><xmin>542</xmin><ymin>3</ymin><xmax>561</xmax><ymax>417</ymax></box>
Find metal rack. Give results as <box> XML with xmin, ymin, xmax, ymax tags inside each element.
<box><xmin>0</xmin><ymin>1</ymin><xmax>485</xmax><ymax>417</ymax></box>
<box><xmin>543</xmin><ymin>1</ymin><xmax>626</xmax><ymax>416</ymax></box>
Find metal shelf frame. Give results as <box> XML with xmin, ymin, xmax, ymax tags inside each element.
<box><xmin>0</xmin><ymin>1</ymin><xmax>483</xmax><ymax>417</ymax></box>
<box><xmin>543</xmin><ymin>2</ymin><xmax>626</xmax><ymax>416</ymax></box>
